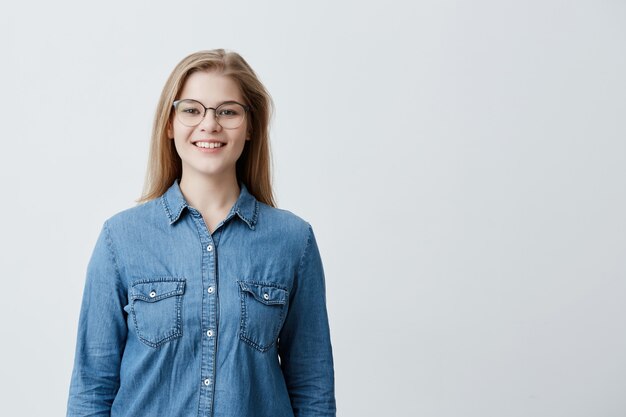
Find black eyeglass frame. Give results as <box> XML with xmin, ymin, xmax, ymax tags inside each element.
<box><xmin>172</xmin><ymin>99</ymin><xmax>251</xmax><ymax>129</ymax></box>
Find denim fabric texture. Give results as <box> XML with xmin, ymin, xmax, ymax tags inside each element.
<box><xmin>67</xmin><ymin>179</ymin><xmax>336</xmax><ymax>416</ymax></box>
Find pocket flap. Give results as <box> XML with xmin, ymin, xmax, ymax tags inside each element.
<box><xmin>239</xmin><ymin>281</ymin><xmax>287</xmax><ymax>305</ymax></box>
<box><xmin>130</xmin><ymin>278</ymin><xmax>185</xmax><ymax>302</ymax></box>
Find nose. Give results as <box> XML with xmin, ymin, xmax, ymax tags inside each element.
<box><xmin>198</xmin><ymin>108</ymin><xmax>221</xmax><ymax>132</ymax></box>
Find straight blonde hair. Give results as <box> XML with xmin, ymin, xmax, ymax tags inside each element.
<box><xmin>136</xmin><ymin>49</ymin><xmax>276</xmax><ymax>207</ymax></box>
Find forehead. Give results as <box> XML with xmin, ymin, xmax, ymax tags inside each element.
<box><xmin>179</xmin><ymin>71</ymin><xmax>244</xmax><ymax>105</ymax></box>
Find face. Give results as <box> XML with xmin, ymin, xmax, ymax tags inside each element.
<box><xmin>168</xmin><ymin>71</ymin><xmax>250</xmax><ymax>182</ymax></box>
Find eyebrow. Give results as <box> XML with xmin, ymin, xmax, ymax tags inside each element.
<box><xmin>182</xmin><ymin>98</ymin><xmax>244</xmax><ymax>107</ymax></box>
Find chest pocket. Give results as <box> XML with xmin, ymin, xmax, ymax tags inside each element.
<box><xmin>128</xmin><ymin>278</ymin><xmax>186</xmax><ymax>348</ymax></box>
<box><xmin>238</xmin><ymin>281</ymin><xmax>288</xmax><ymax>353</ymax></box>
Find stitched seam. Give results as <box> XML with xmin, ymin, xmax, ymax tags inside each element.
<box><xmin>131</xmin><ymin>292</ymin><xmax>184</xmax><ymax>348</ymax></box>
<box><xmin>239</xmin><ymin>281</ymin><xmax>288</xmax><ymax>305</ymax></box>
<box><xmin>174</xmin><ymin>204</ymin><xmax>185</xmax><ymax>222</ymax></box>
<box><xmin>251</xmin><ymin>200</ymin><xmax>259</xmax><ymax>226</ymax></box>
<box><xmin>236</xmin><ymin>199</ymin><xmax>259</xmax><ymax>229</ymax></box>
<box><xmin>237</xmin><ymin>280</ymin><xmax>285</xmax><ymax>353</ymax></box>
<box><xmin>103</xmin><ymin>220</ymin><xmax>122</xmax><ymax>286</ymax></box>
<box><xmin>188</xmin><ymin>210</ymin><xmax>211</xmax><ymax>414</ymax></box>
<box><xmin>295</xmin><ymin>223</ymin><xmax>314</xmax><ymax>288</ymax></box>
<box><xmin>131</xmin><ymin>290</ymin><xmax>183</xmax><ymax>302</ymax></box>
<box><xmin>160</xmin><ymin>194</ymin><xmax>173</xmax><ymax>222</ymax></box>
<box><xmin>130</xmin><ymin>277</ymin><xmax>186</xmax><ymax>285</ymax></box>
<box><xmin>128</xmin><ymin>277</ymin><xmax>186</xmax><ymax>349</ymax></box>
<box><xmin>239</xmin><ymin>280</ymin><xmax>289</xmax><ymax>291</ymax></box>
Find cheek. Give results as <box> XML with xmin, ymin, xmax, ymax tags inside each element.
<box><xmin>171</xmin><ymin>122</ymin><xmax>196</xmax><ymax>140</ymax></box>
<box><xmin>228</xmin><ymin>131</ymin><xmax>247</xmax><ymax>154</ymax></box>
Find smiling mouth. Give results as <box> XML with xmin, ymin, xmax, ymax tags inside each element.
<box><xmin>194</xmin><ymin>142</ymin><xmax>225</xmax><ymax>149</ymax></box>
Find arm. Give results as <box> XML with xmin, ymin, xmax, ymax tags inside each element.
<box><xmin>67</xmin><ymin>220</ymin><xmax>127</xmax><ymax>416</ymax></box>
<box><xmin>278</xmin><ymin>223</ymin><xmax>336</xmax><ymax>417</ymax></box>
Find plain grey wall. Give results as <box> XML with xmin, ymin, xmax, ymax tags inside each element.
<box><xmin>1</xmin><ymin>0</ymin><xmax>625</xmax><ymax>416</ymax></box>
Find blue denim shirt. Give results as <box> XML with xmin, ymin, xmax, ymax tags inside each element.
<box><xmin>67</xmin><ymin>179</ymin><xmax>336</xmax><ymax>416</ymax></box>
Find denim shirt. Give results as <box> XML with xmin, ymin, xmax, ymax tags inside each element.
<box><xmin>67</xmin><ymin>179</ymin><xmax>336</xmax><ymax>417</ymax></box>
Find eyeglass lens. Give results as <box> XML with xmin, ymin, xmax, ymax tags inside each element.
<box><xmin>175</xmin><ymin>99</ymin><xmax>246</xmax><ymax>129</ymax></box>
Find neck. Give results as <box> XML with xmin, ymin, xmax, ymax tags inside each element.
<box><xmin>178</xmin><ymin>171</ymin><xmax>240</xmax><ymax>215</ymax></box>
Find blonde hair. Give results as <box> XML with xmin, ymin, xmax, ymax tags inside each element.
<box><xmin>136</xmin><ymin>49</ymin><xmax>276</xmax><ymax>207</ymax></box>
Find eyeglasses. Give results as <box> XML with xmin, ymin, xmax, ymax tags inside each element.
<box><xmin>172</xmin><ymin>99</ymin><xmax>250</xmax><ymax>129</ymax></box>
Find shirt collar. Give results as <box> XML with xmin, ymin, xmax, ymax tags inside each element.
<box><xmin>160</xmin><ymin>179</ymin><xmax>259</xmax><ymax>230</ymax></box>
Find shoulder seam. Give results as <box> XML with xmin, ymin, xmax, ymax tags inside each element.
<box><xmin>103</xmin><ymin>219</ymin><xmax>122</xmax><ymax>283</ymax></box>
<box><xmin>296</xmin><ymin>222</ymin><xmax>314</xmax><ymax>276</ymax></box>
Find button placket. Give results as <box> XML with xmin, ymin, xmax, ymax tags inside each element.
<box><xmin>191</xmin><ymin>208</ymin><xmax>220</xmax><ymax>414</ymax></box>
<box><xmin>203</xmin><ymin>236</ymin><xmax>218</xmax><ymax>412</ymax></box>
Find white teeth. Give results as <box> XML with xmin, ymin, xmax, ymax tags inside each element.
<box><xmin>195</xmin><ymin>142</ymin><xmax>223</xmax><ymax>149</ymax></box>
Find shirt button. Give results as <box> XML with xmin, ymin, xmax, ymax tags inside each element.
<box><xmin>207</xmin><ymin>286</ymin><xmax>214</xmax><ymax>294</ymax></box>
<box><xmin>206</xmin><ymin>329</ymin><xmax>213</xmax><ymax>337</ymax></box>
<box><xmin>206</xmin><ymin>244</ymin><xmax>213</xmax><ymax>252</ymax></box>
<box><xmin>204</xmin><ymin>378</ymin><xmax>211</xmax><ymax>386</ymax></box>
<box><xmin>263</xmin><ymin>293</ymin><xmax>269</xmax><ymax>300</ymax></box>
<box><xmin>149</xmin><ymin>291</ymin><xmax>157</xmax><ymax>298</ymax></box>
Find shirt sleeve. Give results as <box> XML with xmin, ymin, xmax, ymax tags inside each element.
<box><xmin>67</xmin><ymin>220</ymin><xmax>128</xmax><ymax>416</ymax></box>
<box><xmin>278</xmin><ymin>223</ymin><xmax>337</xmax><ymax>417</ymax></box>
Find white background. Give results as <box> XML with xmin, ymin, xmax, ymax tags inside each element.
<box><xmin>1</xmin><ymin>0</ymin><xmax>625</xmax><ymax>416</ymax></box>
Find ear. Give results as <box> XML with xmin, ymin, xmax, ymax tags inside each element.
<box><xmin>167</xmin><ymin>121</ymin><xmax>173</xmax><ymax>139</ymax></box>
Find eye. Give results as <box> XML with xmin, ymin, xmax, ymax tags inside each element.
<box><xmin>217</xmin><ymin>104</ymin><xmax>243</xmax><ymax>117</ymax></box>
<box><xmin>179</xmin><ymin>105</ymin><xmax>201</xmax><ymax>115</ymax></box>
<box><xmin>217</xmin><ymin>108</ymin><xmax>238</xmax><ymax>117</ymax></box>
<box><xmin>177</xmin><ymin>100</ymin><xmax>203</xmax><ymax>115</ymax></box>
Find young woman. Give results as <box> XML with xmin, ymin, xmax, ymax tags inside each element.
<box><xmin>67</xmin><ymin>49</ymin><xmax>336</xmax><ymax>417</ymax></box>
